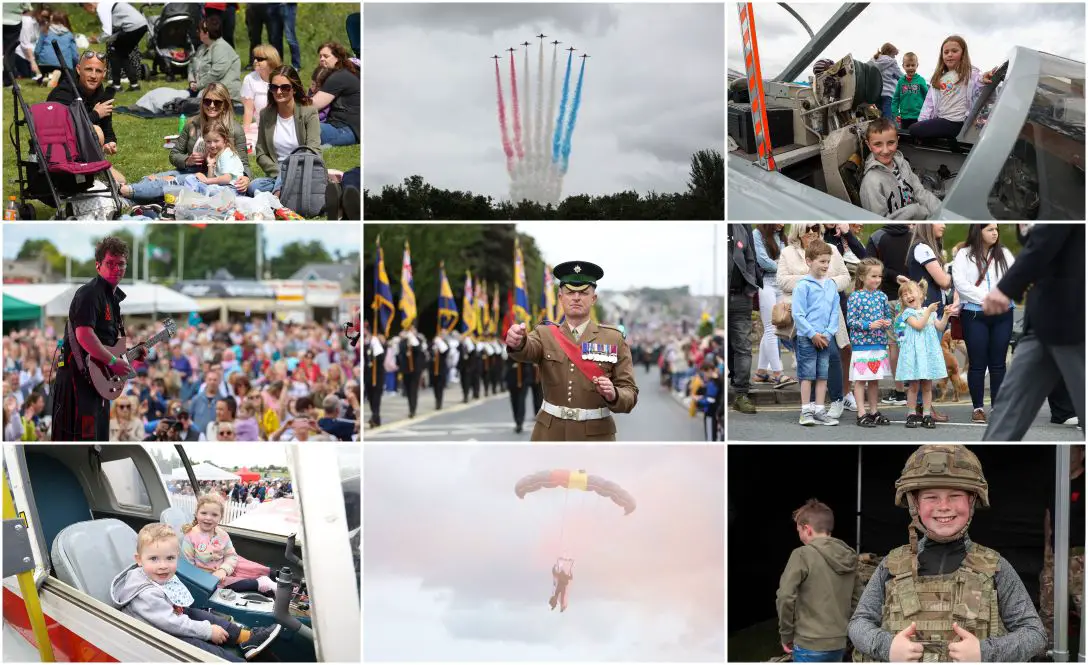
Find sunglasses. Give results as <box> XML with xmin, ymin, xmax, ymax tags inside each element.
<box><xmin>80</xmin><ymin>50</ymin><xmax>106</xmax><ymax>62</ymax></box>
<box><xmin>202</xmin><ymin>98</ymin><xmax>225</xmax><ymax>109</ymax></box>
<box><xmin>254</xmin><ymin>57</ymin><xmax>267</xmax><ymax>63</ymax></box>
<box><xmin>219</xmin><ymin>430</ymin><xmax>235</xmax><ymax>437</ymax></box>
<box><xmin>270</xmin><ymin>83</ymin><xmax>294</xmax><ymax>94</ymax></box>
<box><xmin>117</xmin><ymin>404</ymin><xmax>132</xmax><ymax>410</ymax></box>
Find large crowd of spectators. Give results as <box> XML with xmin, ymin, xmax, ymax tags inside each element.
<box><xmin>3</xmin><ymin>317</ymin><xmax>360</xmax><ymax>441</ymax></box>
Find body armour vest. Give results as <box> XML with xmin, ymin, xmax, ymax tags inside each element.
<box><xmin>854</xmin><ymin>542</ymin><xmax>1006</xmax><ymax>662</ymax></box>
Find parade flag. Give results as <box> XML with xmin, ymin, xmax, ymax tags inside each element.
<box><xmin>479</xmin><ymin>279</ymin><xmax>490</xmax><ymax>336</ymax></box>
<box><xmin>460</xmin><ymin>271</ymin><xmax>476</xmax><ymax>335</ymax></box>
<box><xmin>438</xmin><ymin>261</ymin><xmax>459</xmax><ymax>333</ymax></box>
<box><xmin>540</xmin><ymin>262</ymin><xmax>556</xmax><ymax>323</ymax></box>
<box><xmin>491</xmin><ymin>283</ymin><xmax>501</xmax><ymax>335</ymax></box>
<box><xmin>372</xmin><ymin>236</ymin><xmax>395</xmax><ymax>337</ymax></box>
<box><xmin>398</xmin><ymin>241</ymin><xmax>417</xmax><ymax>330</ymax></box>
<box><xmin>514</xmin><ymin>239</ymin><xmax>531</xmax><ymax>325</ymax></box>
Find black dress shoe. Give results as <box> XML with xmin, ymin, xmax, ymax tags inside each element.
<box><xmin>324</xmin><ymin>182</ymin><xmax>342</xmax><ymax>219</ymax></box>
<box><xmin>342</xmin><ymin>185</ymin><xmax>360</xmax><ymax>220</ymax></box>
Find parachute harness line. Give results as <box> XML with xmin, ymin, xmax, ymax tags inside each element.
<box><xmin>558</xmin><ymin>487</ymin><xmax>570</xmax><ymax>556</ymax></box>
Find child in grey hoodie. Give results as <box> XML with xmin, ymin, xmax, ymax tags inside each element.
<box><xmin>110</xmin><ymin>523</ymin><xmax>282</xmax><ymax>661</ymax></box>
<box><xmin>859</xmin><ymin>117</ymin><xmax>942</xmax><ymax>220</ymax></box>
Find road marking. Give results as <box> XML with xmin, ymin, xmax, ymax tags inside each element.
<box><xmin>364</xmin><ymin>393</ymin><xmax>507</xmax><ymax>438</ymax></box>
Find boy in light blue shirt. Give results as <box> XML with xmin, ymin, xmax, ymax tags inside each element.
<box><xmin>792</xmin><ymin>239</ymin><xmax>841</xmax><ymax>426</ymax></box>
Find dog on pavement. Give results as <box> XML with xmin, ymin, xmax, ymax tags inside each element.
<box><xmin>936</xmin><ymin>329</ymin><xmax>969</xmax><ymax>402</ymax></box>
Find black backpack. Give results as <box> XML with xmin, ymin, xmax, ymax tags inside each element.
<box><xmin>278</xmin><ymin>146</ymin><xmax>327</xmax><ymax>217</ymax></box>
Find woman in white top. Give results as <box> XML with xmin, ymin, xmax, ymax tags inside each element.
<box><xmin>951</xmin><ymin>224</ymin><xmax>1016</xmax><ymax>423</ymax></box>
<box><xmin>241</xmin><ymin>44</ymin><xmax>280</xmax><ymax>131</ymax></box>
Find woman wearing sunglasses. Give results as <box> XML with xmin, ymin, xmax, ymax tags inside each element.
<box><xmin>248</xmin><ymin>65</ymin><xmax>320</xmax><ymax>197</ymax></box>
<box><xmin>120</xmin><ymin>83</ymin><xmax>254</xmax><ymax>202</ymax></box>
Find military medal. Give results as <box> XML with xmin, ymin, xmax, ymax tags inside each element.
<box><xmin>581</xmin><ymin>342</ymin><xmax>590</xmax><ymax>360</ymax></box>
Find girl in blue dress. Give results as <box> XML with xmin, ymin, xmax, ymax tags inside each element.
<box><xmin>894</xmin><ymin>278</ymin><xmax>953</xmax><ymax>429</ymax></box>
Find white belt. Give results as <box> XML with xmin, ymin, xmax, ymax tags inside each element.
<box><xmin>542</xmin><ymin>401</ymin><xmax>611</xmax><ymax>421</ymax></box>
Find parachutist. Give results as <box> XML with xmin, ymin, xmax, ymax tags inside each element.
<box><xmin>548</xmin><ymin>559</ymin><xmax>574</xmax><ymax>611</ymax></box>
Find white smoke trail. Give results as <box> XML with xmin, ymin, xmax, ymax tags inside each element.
<box><xmin>535</xmin><ymin>39</ymin><xmax>546</xmax><ymax>204</ymax></box>
<box><xmin>545</xmin><ymin>43</ymin><xmax>560</xmax><ymax>205</ymax></box>
<box><xmin>522</xmin><ymin>44</ymin><xmax>531</xmax><ymax>181</ymax></box>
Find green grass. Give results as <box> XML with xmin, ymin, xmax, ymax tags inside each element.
<box><xmin>3</xmin><ymin>2</ymin><xmax>359</xmax><ymax>219</ymax></box>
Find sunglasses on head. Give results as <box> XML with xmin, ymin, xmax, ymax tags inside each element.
<box><xmin>80</xmin><ymin>50</ymin><xmax>106</xmax><ymax>62</ymax></box>
<box><xmin>270</xmin><ymin>83</ymin><xmax>293</xmax><ymax>94</ymax></box>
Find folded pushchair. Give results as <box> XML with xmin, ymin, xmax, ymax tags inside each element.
<box><xmin>144</xmin><ymin>2</ymin><xmax>195</xmax><ymax>81</ymax></box>
<box><xmin>7</xmin><ymin>41</ymin><xmax>123</xmax><ymax>219</ymax></box>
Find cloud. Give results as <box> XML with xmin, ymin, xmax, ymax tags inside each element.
<box><xmin>363</xmin><ymin>444</ymin><xmax>724</xmax><ymax>661</ymax></box>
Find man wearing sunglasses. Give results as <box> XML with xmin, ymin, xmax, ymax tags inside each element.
<box><xmin>52</xmin><ymin>236</ymin><xmax>144</xmax><ymax>441</ymax></box>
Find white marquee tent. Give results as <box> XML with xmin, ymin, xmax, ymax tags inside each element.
<box><xmin>4</xmin><ymin>282</ymin><xmax>203</xmax><ymax>318</ymax></box>
<box><xmin>163</xmin><ymin>463</ymin><xmax>241</xmax><ymax>482</ymax></box>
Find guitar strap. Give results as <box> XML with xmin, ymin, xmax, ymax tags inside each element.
<box><xmin>65</xmin><ymin>320</ymin><xmax>90</xmax><ymax>379</ymax></box>
<box><xmin>545</xmin><ymin>324</ymin><xmax>604</xmax><ymax>382</ymax></box>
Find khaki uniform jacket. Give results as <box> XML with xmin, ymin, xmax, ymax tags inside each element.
<box><xmin>508</xmin><ymin>321</ymin><xmax>638</xmax><ymax>441</ymax></box>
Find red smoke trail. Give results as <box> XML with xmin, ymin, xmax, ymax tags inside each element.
<box><xmin>494</xmin><ymin>59</ymin><xmax>514</xmax><ymax>174</ymax></box>
<box><xmin>509</xmin><ymin>52</ymin><xmax>524</xmax><ymax>160</ymax></box>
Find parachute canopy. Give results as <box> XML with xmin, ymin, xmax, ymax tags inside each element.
<box><xmin>514</xmin><ymin>469</ymin><xmax>635</xmax><ymax>515</ymax></box>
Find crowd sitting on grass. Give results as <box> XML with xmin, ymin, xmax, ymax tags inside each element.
<box><xmin>6</xmin><ymin>4</ymin><xmax>360</xmax><ymax>220</ymax></box>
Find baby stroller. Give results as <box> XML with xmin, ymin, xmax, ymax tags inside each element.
<box><xmin>6</xmin><ymin>41</ymin><xmax>123</xmax><ymax>219</ymax></box>
<box><xmin>143</xmin><ymin>3</ymin><xmax>195</xmax><ymax>81</ymax></box>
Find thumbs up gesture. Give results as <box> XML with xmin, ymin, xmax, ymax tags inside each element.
<box><xmin>890</xmin><ymin>622</ymin><xmax>923</xmax><ymax>662</ymax></box>
<box><xmin>506</xmin><ymin>322</ymin><xmax>527</xmax><ymax>349</ymax></box>
<box><xmin>948</xmin><ymin>622</ymin><xmax>981</xmax><ymax>662</ymax></box>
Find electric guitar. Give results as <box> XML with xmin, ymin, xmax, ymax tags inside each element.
<box><xmin>86</xmin><ymin>318</ymin><xmax>178</xmax><ymax>400</ymax></box>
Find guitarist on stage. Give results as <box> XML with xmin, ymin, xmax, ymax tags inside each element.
<box><xmin>52</xmin><ymin>236</ymin><xmax>143</xmax><ymax>441</ymax></box>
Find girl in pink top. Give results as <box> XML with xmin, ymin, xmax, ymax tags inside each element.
<box><xmin>181</xmin><ymin>493</ymin><xmax>275</xmax><ymax>594</ymax></box>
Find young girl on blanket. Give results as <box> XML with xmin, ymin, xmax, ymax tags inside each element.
<box><xmin>182</xmin><ymin>493</ymin><xmax>276</xmax><ymax>595</ymax></box>
<box><xmin>176</xmin><ymin>121</ymin><xmax>245</xmax><ymax>195</ymax></box>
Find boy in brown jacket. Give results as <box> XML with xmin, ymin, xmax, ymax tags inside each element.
<box><xmin>776</xmin><ymin>499</ymin><xmax>858</xmax><ymax>662</ymax></box>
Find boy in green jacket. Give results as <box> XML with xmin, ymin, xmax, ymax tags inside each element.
<box><xmin>892</xmin><ymin>52</ymin><xmax>928</xmax><ymax>129</ymax></box>
<box><xmin>776</xmin><ymin>499</ymin><xmax>859</xmax><ymax>662</ymax></box>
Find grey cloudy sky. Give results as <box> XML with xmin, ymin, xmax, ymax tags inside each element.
<box><xmin>363</xmin><ymin>444</ymin><xmax>725</xmax><ymax>661</ymax></box>
<box><xmin>2</xmin><ymin>223</ymin><xmax>360</xmax><ymax>261</ymax></box>
<box><xmin>364</xmin><ymin>3</ymin><xmax>725</xmax><ymax>201</ymax></box>
<box><xmin>728</xmin><ymin>4</ymin><xmax>1085</xmax><ymax>81</ymax></box>
<box><xmin>516</xmin><ymin>221</ymin><xmax>725</xmax><ymax>296</ymax></box>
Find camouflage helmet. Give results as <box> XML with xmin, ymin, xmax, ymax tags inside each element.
<box><xmin>894</xmin><ymin>445</ymin><xmax>989</xmax><ymax>508</ymax></box>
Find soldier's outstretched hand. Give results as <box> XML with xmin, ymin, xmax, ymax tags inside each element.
<box><xmin>890</xmin><ymin>622</ymin><xmax>923</xmax><ymax>662</ymax></box>
<box><xmin>506</xmin><ymin>322</ymin><xmax>527</xmax><ymax>349</ymax></box>
<box><xmin>948</xmin><ymin>622</ymin><xmax>981</xmax><ymax>662</ymax></box>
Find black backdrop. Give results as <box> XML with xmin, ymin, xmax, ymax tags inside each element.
<box><xmin>728</xmin><ymin>445</ymin><xmax>1072</xmax><ymax>633</ymax></box>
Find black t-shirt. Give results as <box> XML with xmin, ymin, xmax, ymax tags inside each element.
<box><xmin>320</xmin><ymin>68</ymin><xmax>360</xmax><ymax>139</ymax></box>
<box><xmin>64</xmin><ymin>275</ymin><xmax>126</xmax><ymax>361</ymax></box>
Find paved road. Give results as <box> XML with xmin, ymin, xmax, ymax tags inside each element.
<box><xmin>728</xmin><ymin>401</ymin><xmax>1084</xmax><ymax>442</ymax></box>
<box><xmin>365</xmin><ymin>366</ymin><xmax>708</xmax><ymax>441</ymax></box>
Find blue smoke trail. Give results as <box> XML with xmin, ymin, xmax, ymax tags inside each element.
<box><xmin>560</xmin><ymin>58</ymin><xmax>587</xmax><ymax>174</ymax></box>
<box><xmin>551</xmin><ymin>52</ymin><xmax>573</xmax><ymax>163</ymax></box>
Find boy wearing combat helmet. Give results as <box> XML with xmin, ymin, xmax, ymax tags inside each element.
<box><xmin>848</xmin><ymin>444</ymin><xmax>1046</xmax><ymax>662</ymax></box>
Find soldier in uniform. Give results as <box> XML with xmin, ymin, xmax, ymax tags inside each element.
<box><xmin>431</xmin><ymin>333</ymin><xmax>450</xmax><ymax>410</ymax></box>
<box><xmin>505</xmin><ymin>353</ymin><xmax>534</xmax><ymax>434</ymax></box>
<box><xmin>397</xmin><ymin>328</ymin><xmax>426</xmax><ymax>418</ymax></box>
<box><xmin>505</xmin><ymin>261</ymin><xmax>638</xmax><ymax>441</ymax></box>
<box><xmin>848</xmin><ymin>445</ymin><xmax>1047</xmax><ymax>662</ymax></box>
<box><xmin>364</xmin><ymin>327</ymin><xmax>386</xmax><ymax>428</ymax></box>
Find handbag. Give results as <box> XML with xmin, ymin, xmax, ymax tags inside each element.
<box><xmin>771</xmin><ymin>299</ymin><xmax>793</xmax><ymax>340</ymax></box>
<box><xmin>950</xmin><ymin>255</ymin><xmax>994</xmax><ymax>340</ymax></box>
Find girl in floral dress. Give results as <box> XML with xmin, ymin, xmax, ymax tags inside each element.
<box><xmin>846</xmin><ymin>258</ymin><xmax>894</xmax><ymax>427</ymax></box>
<box><xmin>182</xmin><ymin>493</ymin><xmax>276</xmax><ymax>595</ymax></box>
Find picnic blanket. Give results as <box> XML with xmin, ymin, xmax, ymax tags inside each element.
<box><xmin>116</xmin><ymin>87</ymin><xmax>243</xmax><ymax>118</ymax></box>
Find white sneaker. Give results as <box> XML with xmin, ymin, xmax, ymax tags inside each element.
<box><xmin>843</xmin><ymin>393</ymin><xmax>858</xmax><ymax>412</ymax></box>
<box><xmin>828</xmin><ymin>399</ymin><xmax>845</xmax><ymax>419</ymax></box>
<box><xmin>799</xmin><ymin>406</ymin><xmax>815</xmax><ymax>426</ymax></box>
<box><xmin>813</xmin><ymin>409</ymin><xmax>839</xmax><ymax>426</ymax></box>
<box><xmin>1062</xmin><ymin>416</ymin><xmax>1080</xmax><ymax>427</ymax></box>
